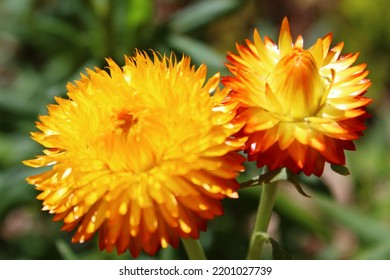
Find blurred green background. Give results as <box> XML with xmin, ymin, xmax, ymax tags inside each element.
<box><xmin>1</xmin><ymin>0</ymin><xmax>389</xmax><ymax>260</ymax></box>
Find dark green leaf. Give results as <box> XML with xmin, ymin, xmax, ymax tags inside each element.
<box><xmin>356</xmin><ymin>238</ymin><xmax>390</xmax><ymax>260</ymax></box>
<box><xmin>269</xmin><ymin>238</ymin><xmax>294</xmax><ymax>260</ymax></box>
<box><xmin>315</xmin><ymin>194</ymin><xmax>390</xmax><ymax>243</ymax></box>
<box><xmin>330</xmin><ymin>164</ymin><xmax>351</xmax><ymax>176</ymax></box>
<box><xmin>127</xmin><ymin>0</ymin><xmax>152</xmax><ymax>27</ymax></box>
<box><xmin>166</xmin><ymin>34</ymin><xmax>225</xmax><ymax>70</ymax></box>
<box><xmin>259</xmin><ymin>168</ymin><xmax>287</xmax><ymax>183</ymax></box>
<box><xmin>239</xmin><ymin>168</ymin><xmax>284</xmax><ymax>188</ymax></box>
<box><xmin>168</xmin><ymin>0</ymin><xmax>242</xmax><ymax>33</ymax></box>
<box><xmin>286</xmin><ymin>170</ymin><xmax>311</xmax><ymax>198</ymax></box>
<box><xmin>275</xmin><ymin>193</ymin><xmax>330</xmax><ymax>238</ymax></box>
<box><xmin>56</xmin><ymin>239</ymin><xmax>78</xmax><ymax>260</ymax></box>
<box><xmin>239</xmin><ymin>168</ymin><xmax>311</xmax><ymax>199</ymax></box>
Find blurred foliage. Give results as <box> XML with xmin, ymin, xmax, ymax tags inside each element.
<box><xmin>1</xmin><ymin>0</ymin><xmax>390</xmax><ymax>260</ymax></box>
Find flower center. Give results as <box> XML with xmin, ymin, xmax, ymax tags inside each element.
<box><xmin>267</xmin><ymin>48</ymin><xmax>324</xmax><ymax>120</ymax></box>
<box><xmin>116</xmin><ymin>110</ymin><xmax>138</xmax><ymax>134</ymax></box>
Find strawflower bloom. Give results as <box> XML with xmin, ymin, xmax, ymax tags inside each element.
<box><xmin>222</xmin><ymin>17</ymin><xmax>372</xmax><ymax>176</ymax></box>
<box><xmin>23</xmin><ymin>51</ymin><xmax>246</xmax><ymax>257</ymax></box>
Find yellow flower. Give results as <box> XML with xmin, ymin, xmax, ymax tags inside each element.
<box><xmin>222</xmin><ymin>18</ymin><xmax>372</xmax><ymax>176</ymax></box>
<box><xmin>23</xmin><ymin>51</ymin><xmax>246</xmax><ymax>257</ymax></box>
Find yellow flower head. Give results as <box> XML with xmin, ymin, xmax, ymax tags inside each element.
<box><xmin>222</xmin><ymin>17</ymin><xmax>372</xmax><ymax>176</ymax></box>
<box><xmin>23</xmin><ymin>51</ymin><xmax>246</xmax><ymax>257</ymax></box>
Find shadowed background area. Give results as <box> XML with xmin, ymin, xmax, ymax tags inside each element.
<box><xmin>1</xmin><ymin>0</ymin><xmax>389</xmax><ymax>259</ymax></box>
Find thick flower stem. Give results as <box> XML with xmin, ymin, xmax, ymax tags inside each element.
<box><xmin>181</xmin><ymin>238</ymin><xmax>207</xmax><ymax>260</ymax></box>
<box><xmin>246</xmin><ymin>181</ymin><xmax>278</xmax><ymax>260</ymax></box>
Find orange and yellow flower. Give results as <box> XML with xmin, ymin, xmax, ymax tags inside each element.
<box><xmin>23</xmin><ymin>51</ymin><xmax>246</xmax><ymax>257</ymax></box>
<box><xmin>222</xmin><ymin>17</ymin><xmax>372</xmax><ymax>176</ymax></box>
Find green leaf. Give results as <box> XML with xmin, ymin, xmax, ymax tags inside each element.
<box><xmin>275</xmin><ymin>193</ymin><xmax>330</xmax><ymax>238</ymax></box>
<box><xmin>330</xmin><ymin>164</ymin><xmax>351</xmax><ymax>176</ymax></box>
<box><xmin>166</xmin><ymin>34</ymin><xmax>225</xmax><ymax>70</ymax></box>
<box><xmin>239</xmin><ymin>168</ymin><xmax>284</xmax><ymax>189</ymax></box>
<box><xmin>286</xmin><ymin>170</ymin><xmax>311</xmax><ymax>198</ymax></box>
<box><xmin>260</xmin><ymin>168</ymin><xmax>287</xmax><ymax>183</ymax></box>
<box><xmin>127</xmin><ymin>0</ymin><xmax>152</xmax><ymax>27</ymax></box>
<box><xmin>31</xmin><ymin>14</ymin><xmax>84</xmax><ymax>47</ymax></box>
<box><xmin>315</xmin><ymin>193</ymin><xmax>390</xmax><ymax>243</ymax></box>
<box><xmin>0</xmin><ymin>90</ymin><xmax>38</xmax><ymax>117</ymax></box>
<box><xmin>0</xmin><ymin>165</ymin><xmax>38</xmax><ymax>218</ymax></box>
<box><xmin>269</xmin><ymin>238</ymin><xmax>294</xmax><ymax>260</ymax></box>
<box><xmin>168</xmin><ymin>0</ymin><xmax>243</xmax><ymax>33</ymax></box>
<box><xmin>56</xmin><ymin>239</ymin><xmax>78</xmax><ymax>260</ymax></box>
<box><xmin>356</xmin><ymin>238</ymin><xmax>390</xmax><ymax>259</ymax></box>
<box><xmin>240</xmin><ymin>168</ymin><xmax>311</xmax><ymax>197</ymax></box>
<box><xmin>89</xmin><ymin>0</ymin><xmax>110</xmax><ymax>18</ymax></box>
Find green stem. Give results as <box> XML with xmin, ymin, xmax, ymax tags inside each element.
<box><xmin>246</xmin><ymin>181</ymin><xmax>278</xmax><ymax>259</ymax></box>
<box><xmin>181</xmin><ymin>238</ymin><xmax>207</xmax><ymax>260</ymax></box>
